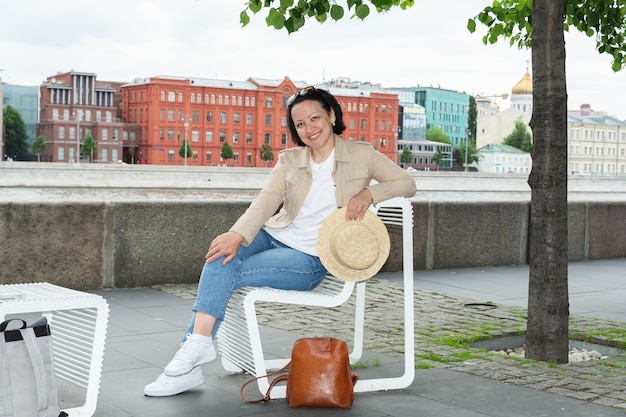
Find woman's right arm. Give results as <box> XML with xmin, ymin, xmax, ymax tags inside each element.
<box><xmin>228</xmin><ymin>157</ymin><xmax>288</xmax><ymax>245</ymax></box>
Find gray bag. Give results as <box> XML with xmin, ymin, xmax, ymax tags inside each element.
<box><xmin>0</xmin><ymin>318</ymin><xmax>67</xmax><ymax>417</ymax></box>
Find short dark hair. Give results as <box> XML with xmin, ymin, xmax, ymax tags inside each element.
<box><xmin>286</xmin><ymin>87</ymin><xmax>346</xmax><ymax>146</ymax></box>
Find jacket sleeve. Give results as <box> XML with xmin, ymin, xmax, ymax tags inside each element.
<box><xmin>229</xmin><ymin>159</ymin><xmax>287</xmax><ymax>246</ymax></box>
<box><xmin>366</xmin><ymin>147</ymin><xmax>417</xmax><ymax>203</ymax></box>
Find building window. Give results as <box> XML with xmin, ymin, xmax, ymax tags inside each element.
<box><xmin>247</xmin><ymin>113</ymin><xmax>253</xmax><ymax>125</ymax></box>
<box><xmin>101</xmin><ymin>148</ymin><xmax>108</xmax><ymax>162</ymax></box>
<box><xmin>59</xmin><ymin>126</ymin><xmax>65</xmax><ymax>139</ymax></box>
<box><xmin>161</xmin><ymin>91</ymin><xmax>166</xmax><ymax>101</ymax></box>
<box><xmin>265</xmin><ymin>115</ymin><xmax>272</xmax><ymax>126</ymax></box>
<box><xmin>192</xmin><ymin>151</ymin><xmax>199</xmax><ymax>161</ymax></box>
<box><xmin>233</xmin><ymin>132</ymin><xmax>240</xmax><ymax>143</ymax></box>
<box><xmin>178</xmin><ymin>92</ymin><xmax>183</xmax><ymax>102</ymax></box>
<box><xmin>192</xmin><ymin>111</ymin><xmax>199</xmax><ymax>122</ymax></box>
<box><xmin>246</xmin><ymin>132</ymin><xmax>253</xmax><ymax>144</ymax></box>
<box><xmin>168</xmin><ymin>150</ymin><xmax>175</xmax><ymax>161</ymax></box>
<box><xmin>168</xmin><ymin>110</ymin><xmax>175</xmax><ymax>121</ymax></box>
<box><xmin>58</xmin><ymin>147</ymin><xmax>65</xmax><ymax>161</ymax></box>
<box><xmin>265</xmin><ymin>97</ymin><xmax>273</xmax><ymax>108</ymax></box>
<box><xmin>192</xmin><ymin>130</ymin><xmax>199</xmax><ymax>142</ymax></box>
<box><xmin>234</xmin><ymin>152</ymin><xmax>239</xmax><ymax>163</ymax></box>
<box><xmin>264</xmin><ymin>133</ymin><xmax>271</xmax><ymax>144</ymax></box>
<box><xmin>168</xmin><ymin>91</ymin><xmax>175</xmax><ymax>102</ymax></box>
<box><xmin>220</xmin><ymin>112</ymin><xmax>227</xmax><ymax>123</ymax></box>
<box><xmin>168</xmin><ymin>129</ymin><xmax>175</xmax><ymax>141</ymax></box>
<box><xmin>206</xmin><ymin>111</ymin><xmax>213</xmax><ymax>123</ymax></box>
<box><xmin>247</xmin><ymin>152</ymin><xmax>252</xmax><ymax>164</ymax></box>
<box><xmin>102</xmin><ymin>128</ymin><xmax>109</xmax><ymax>141</ymax></box>
<box><xmin>160</xmin><ymin>109</ymin><xmax>165</xmax><ymax>121</ymax></box>
<box><xmin>361</xmin><ymin>119</ymin><xmax>366</xmax><ymax>129</ymax></box>
<box><xmin>112</xmin><ymin>149</ymin><xmax>118</xmax><ymax>161</ymax></box>
<box><xmin>206</xmin><ymin>151</ymin><xmax>212</xmax><ymax>163</ymax></box>
<box><xmin>206</xmin><ymin>130</ymin><xmax>213</xmax><ymax>143</ymax></box>
<box><xmin>234</xmin><ymin>112</ymin><xmax>241</xmax><ymax>124</ymax></box>
<box><xmin>220</xmin><ymin>131</ymin><xmax>226</xmax><ymax>143</ymax></box>
<box><xmin>160</xmin><ymin>129</ymin><xmax>165</xmax><ymax>141</ymax></box>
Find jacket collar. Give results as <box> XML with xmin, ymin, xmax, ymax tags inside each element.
<box><xmin>333</xmin><ymin>135</ymin><xmax>352</xmax><ymax>162</ymax></box>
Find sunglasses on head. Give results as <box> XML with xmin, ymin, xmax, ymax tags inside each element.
<box><xmin>287</xmin><ymin>86</ymin><xmax>317</xmax><ymax>106</ymax></box>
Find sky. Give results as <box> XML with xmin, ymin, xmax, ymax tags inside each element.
<box><xmin>2</xmin><ymin>0</ymin><xmax>626</xmax><ymax>119</ymax></box>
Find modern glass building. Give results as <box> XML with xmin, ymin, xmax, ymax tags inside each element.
<box><xmin>2</xmin><ymin>83</ymin><xmax>40</xmax><ymax>147</ymax></box>
<box><xmin>392</xmin><ymin>86</ymin><xmax>471</xmax><ymax>148</ymax></box>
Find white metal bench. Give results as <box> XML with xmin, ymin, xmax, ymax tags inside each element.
<box><xmin>0</xmin><ymin>282</ymin><xmax>109</xmax><ymax>417</ymax></box>
<box><xmin>216</xmin><ymin>197</ymin><xmax>414</xmax><ymax>398</ymax></box>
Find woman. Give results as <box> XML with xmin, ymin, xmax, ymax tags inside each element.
<box><xmin>144</xmin><ymin>86</ymin><xmax>416</xmax><ymax>396</ymax></box>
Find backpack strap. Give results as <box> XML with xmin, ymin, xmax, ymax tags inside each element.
<box><xmin>240</xmin><ymin>361</ymin><xmax>290</xmax><ymax>403</ymax></box>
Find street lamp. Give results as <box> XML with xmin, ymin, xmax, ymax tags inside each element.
<box><xmin>181</xmin><ymin>114</ymin><xmax>191</xmax><ymax>167</ymax></box>
<box><xmin>74</xmin><ymin>109</ymin><xmax>83</xmax><ymax>163</ymax></box>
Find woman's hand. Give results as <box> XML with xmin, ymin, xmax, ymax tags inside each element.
<box><xmin>205</xmin><ymin>231</ymin><xmax>245</xmax><ymax>265</ymax></box>
<box><xmin>345</xmin><ymin>189</ymin><xmax>374</xmax><ymax>221</ymax></box>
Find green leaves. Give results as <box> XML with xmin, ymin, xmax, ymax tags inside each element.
<box><xmin>330</xmin><ymin>4</ymin><xmax>344</xmax><ymax>20</ymax></box>
<box><xmin>471</xmin><ymin>0</ymin><xmax>626</xmax><ymax>72</ymax></box>
<box><xmin>240</xmin><ymin>0</ymin><xmax>412</xmax><ymax>33</ymax></box>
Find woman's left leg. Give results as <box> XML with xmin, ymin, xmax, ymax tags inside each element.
<box><xmin>187</xmin><ymin>231</ymin><xmax>327</xmax><ymax>338</ymax></box>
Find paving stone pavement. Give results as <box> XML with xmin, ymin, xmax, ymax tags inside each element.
<box><xmin>154</xmin><ymin>278</ymin><xmax>626</xmax><ymax>411</ymax></box>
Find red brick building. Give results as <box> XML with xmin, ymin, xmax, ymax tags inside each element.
<box><xmin>37</xmin><ymin>71</ymin><xmax>140</xmax><ymax>163</ymax></box>
<box><xmin>36</xmin><ymin>71</ymin><xmax>399</xmax><ymax>166</ymax></box>
<box><xmin>123</xmin><ymin>76</ymin><xmax>399</xmax><ymax>167</ymax></box>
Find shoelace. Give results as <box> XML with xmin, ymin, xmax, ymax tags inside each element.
<box><xmin>171</xmin><ymin>333</ymin><xmax>200</xmax><ymax>361</ymax></box>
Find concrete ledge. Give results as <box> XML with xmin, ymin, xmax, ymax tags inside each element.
<box><xmin>1</xmin><ymin>199</ymin><xmax>624</xmax><ymax>290</ymax></box>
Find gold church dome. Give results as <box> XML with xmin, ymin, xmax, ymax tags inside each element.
<box><xmin>512</xmin><ymin>71</ymin><xmax>532</xmax><ymax>95</ymax></box>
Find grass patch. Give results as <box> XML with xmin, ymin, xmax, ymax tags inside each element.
<box><xmin>351</xmin><ymin>358</ymin><xmax>381</xmax><ymax>368</ymax></box>
<box><xmin>415</xmin><ymin>362</ymin><xmax>436</xmax><ymax>369</ymax></box>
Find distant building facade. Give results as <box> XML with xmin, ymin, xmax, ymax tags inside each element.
<box><xmin>391</xmin><ymin>86</ymin><xmax>471</xmax><ymax>148</ymax></box>
<box><xmin>386</xmin><ymin>88</ymin><xmax>451</xmax><ymax>170</ymax></box>
<box><xmin>37</xmin><ymin>71</ymin><xmax>138</xmax><ymax>163</ymax></box>
<box><xmin>476</xmin><ymin>68</ymin><xmax>626</xmax><ymax>175</ymax></box>
<box><xmin>123</xmin><ymin>75</ymin><xmax>399</xmax><ymax>166</ymax></box>
<box><xmin>2</xmin><ymin>82</ymin><xmax>39</xmax><ymax>154</ymax></box>
<box><xmin>567</xmin><ymin>105</ymin><xmax>626</xmax><ymax>174</ymax></box>
<box><xmin>477</xmin><ymin>143</ymin><xmax>531</xmax><ymax>174</ymax></box>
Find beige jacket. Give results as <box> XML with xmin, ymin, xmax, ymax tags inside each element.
<box><xmin>230</xmin><ymin>136</ymin><xmax>417</xmax><ymax>246</ymax></box>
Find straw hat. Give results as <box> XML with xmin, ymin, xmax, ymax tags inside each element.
<box><xmin>317</xmin><ymin>208</ymin><xmax>390</xmax><ymax>282</ymax></box>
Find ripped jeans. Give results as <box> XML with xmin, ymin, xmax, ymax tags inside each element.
<box><xmin>184</xmin><ymin>229</ymin><xmax>327</xmax><ymax>339</ymax></box>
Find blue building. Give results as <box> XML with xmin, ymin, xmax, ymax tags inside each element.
<box><xmin>2</xmin><ymin>83</ymin><xmax>40</xmax><ymax>148</ymax></box>
<box><xmin>391</xmin><ymin>86</ymin><xmax>471</xmax><ymax>148</ymax></box>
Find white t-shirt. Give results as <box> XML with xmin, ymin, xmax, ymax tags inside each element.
<box><xmin>265</xmin><ymin>149</ymin><xmax>337</xmax><ymax>256</ymax></box>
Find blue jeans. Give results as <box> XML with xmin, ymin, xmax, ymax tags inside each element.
<box><xmin>184</xmin><ymin>229</ymin><xmax>327</xmax><ymax>339</ymax></box>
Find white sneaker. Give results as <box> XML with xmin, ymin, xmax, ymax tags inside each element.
<box><xmin>144</xmin><ymin>366</ymin><xmax>203</xmax><ymax>397</ymax></box>
<box><xmin>163</xmin><ymin>333</ymin><xmax>216</xmax><ymax>376</ymax></box>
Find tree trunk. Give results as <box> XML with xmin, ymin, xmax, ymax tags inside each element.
<box><xmin>525</xmin><ymin>0</ymin><xmax>569</xmax><ymax>363</ymax></box>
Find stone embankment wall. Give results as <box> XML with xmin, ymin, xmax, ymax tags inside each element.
<box><xmin>1</xmin><ymin>163</ymin><xmax>625</xmax><ymax>290</ymax></box>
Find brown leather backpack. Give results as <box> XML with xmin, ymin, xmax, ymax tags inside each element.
<box><xmin>240</xmin><ymin>337</ymin><xmax>359</xmax><ymax>408</ymax></box>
